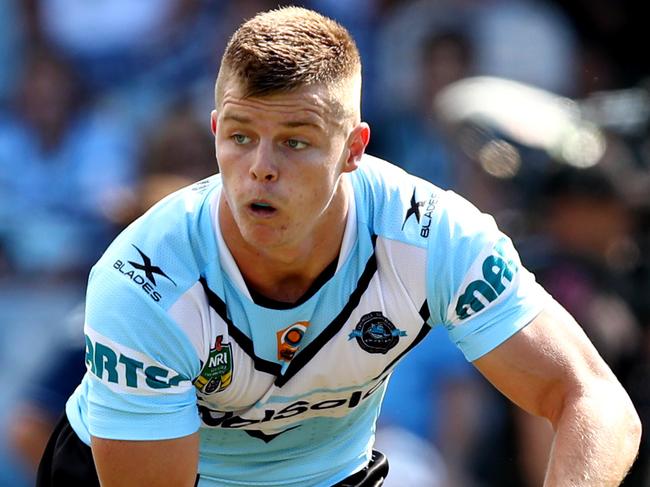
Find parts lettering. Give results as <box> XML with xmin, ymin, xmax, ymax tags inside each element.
<box><xmin>85</xmin><ymin>335</ymin><xmax>189</xmax><ymax>389</ymax></box>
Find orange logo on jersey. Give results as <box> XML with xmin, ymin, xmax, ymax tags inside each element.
<box><xmin>276</xmin><ymin>321</ymin><xmax>310</xmax><ymax>362</ymax></box>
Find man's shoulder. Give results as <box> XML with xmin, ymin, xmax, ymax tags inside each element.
<box><xmin>352</xmin><ymin>154</ymin><xmax>447</xmax><ymax>246</ymax></box>
<box><xmin>352</xmin><ymin>155</ymin><xmax>503</xmax><ymax>252</ymax></box>
<box><xmin>355</xmin><ymin>153</ymin><xmax>413</xmax><ymax>186</ymax></box>
<box><xmin>136</xmin><ymin>175</ymin><xmax>220</xmax><ymax>228</ymax></box>
<box><xmin>114</xmin><ymin>174</ymin><xmax>219</xmax><ymax>246</ymax></box>
<box><xmin>89</xmin><ymin>175</ymin><xmax>221</xmax><ymax>308</ymax></box>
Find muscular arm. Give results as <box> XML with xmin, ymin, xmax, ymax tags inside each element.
<box><xmin>91</xmin><ymin>432</ymin><xmax>199</xmax><ymax>487</ymax></box>
<box><xmin>474</xmin><ymin>301</ymin><xmax>641</xmax><ymax>486</ymax></box>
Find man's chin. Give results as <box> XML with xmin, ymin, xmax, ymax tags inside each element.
<box><xmin>240</xmin><ymin>227</ymin><xmax>286</xmax><ymax>251</ymax></box>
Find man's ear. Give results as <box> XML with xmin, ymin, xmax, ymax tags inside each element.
<box><xmin>343</xmin><ymin>122</ymin><xmax>370</xmax><ymax>173</ymax></box>
<box><xmin>210</xmin><ymin>110</ymin><xmax>218</xmax><ymax>135</ymax></box>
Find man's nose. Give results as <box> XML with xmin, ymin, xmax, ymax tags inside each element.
<box><xmin>249</xmin><ymin>141</ymin><xmax>278</xmax><ymax>182</ymax></box>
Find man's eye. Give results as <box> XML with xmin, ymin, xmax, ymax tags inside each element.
<box><xmin>285</xmin><ymin>139</ymin><xmax>308</xmax><ymax>150</ymax></box>
<box><xmin>232</xmin><ymin>134</ymin><xmax>251</xmax><ymax>144</ymax></box>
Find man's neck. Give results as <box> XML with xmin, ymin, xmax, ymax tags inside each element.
<box><xmin>219</xmin><ymin>184</ymin><xmax>350</xmax><ymax>305</ymax></box>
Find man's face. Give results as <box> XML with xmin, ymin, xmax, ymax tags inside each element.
<box><xmin>213</xmin><ymin>79</ymin><xmax>364</xmax><ymax>251</ymax></box>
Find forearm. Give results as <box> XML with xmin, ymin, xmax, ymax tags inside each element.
<box><xmin>92</xmin><ymin>433</ymin><xmax>199</xmax><ymax>487</ymax></box>
<box><xmin>544</xmin><ymin>380</ymin><xmax>641</xmax><ymax>487</ymax></box>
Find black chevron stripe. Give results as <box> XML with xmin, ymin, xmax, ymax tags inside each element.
<box><xmin>244</xmin><ymin>425</ymin><xmax>301</xmax><ymax>443</ymax></box>
<box><xmin>198</xmin><ymin>234</ymin><xmax>379</xmax><ymax>383</ymax></box>
<box><xmin>199</xmin><ymin>277</ymin><xmax>281</xmax><ymax>376</ymax></box>
<box><xmin>418</xmin><ymin>299</ymin><xmax>431</xmax><ymax>322</ymax></box>
<box><xmin>274</xmin><ymin>235</ymin><xmax>379</xmax><ymax>387</ymax></box>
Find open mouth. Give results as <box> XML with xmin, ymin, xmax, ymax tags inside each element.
<box><xmin>249</xmin><ymin>201</ymin><xmax>277</xmax><ymax>216</ymax></box>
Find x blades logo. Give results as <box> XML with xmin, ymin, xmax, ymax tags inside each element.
<box><xmin>128</xmin><ymin>245</ymin><xmax>176</xmax><ymax>286</ymax></box>
<box><xmin>402</xmin><ymin>188</ymin><xmax>426</xmax><ymax>230</ymax></box>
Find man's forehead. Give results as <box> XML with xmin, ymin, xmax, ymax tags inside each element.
<box><xmin>216</xmin><ymin>74</ymin><xmax>358</xmax><ymax>122</ymax></box>
<box><xmin>218</xmin><ymin>84</ymin><xmax>351</xmax><ymax>128</ymax></box>
<box><xmin>221</xmin><ymin>81</ymin><xmax>330</xmax><ymax>107</ymax></box>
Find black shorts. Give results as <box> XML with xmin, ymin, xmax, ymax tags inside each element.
<box><xmin>36</xmin><ymin>413</ymin><xmax>99</xmax><ymax>487</ymax></box>
<box><xmin>332</xmin><ymin>450</ymin><xmax>389</xmax><ymax>487</ymax></box>
<box><xmin>36</xmin><ymin>414</ymin><xmax>388</xmax><ymax>487</ymax></box>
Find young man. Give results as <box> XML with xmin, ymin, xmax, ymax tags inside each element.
<box><xmin>37</xmin><ymin>7</ymin><xmax>641</xmax><ymax>487</ymax></box>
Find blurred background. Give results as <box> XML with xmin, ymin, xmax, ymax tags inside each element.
<box><xmin>0</xmin><ymin>1</ymin><xmax>648</xmax><ymax>485</ymax></box>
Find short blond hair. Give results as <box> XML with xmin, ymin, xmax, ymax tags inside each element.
<box><xmin>215</xmin><ymin>7</ymin><xmax>361</xmax><ymax>115</ymax></box>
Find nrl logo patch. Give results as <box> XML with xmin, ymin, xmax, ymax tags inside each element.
<box><xmin>348</xmin><ymin>312</ymin><xmax>407</xmax><ymax>354</ymax></box>
<box><xmin>194</xmin><ymin>336</ymin><xmax>233</xmax><ymax>394</ymax></box>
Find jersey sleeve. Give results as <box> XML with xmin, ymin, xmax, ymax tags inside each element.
<box><xmin>425</xmin><ymin>190</ymin><xmax>550</xmax><ymax>361</ymax></box>
<box><xmin>81</xmin><ymin>261</ymin><xmax>202</xmax><ymax>441</ymax></box>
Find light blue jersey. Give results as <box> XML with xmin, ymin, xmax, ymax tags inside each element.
<box><xmin>66</xmin><ymin>154</ymin><xmax>548</xmax><ymax>486</ymax></box>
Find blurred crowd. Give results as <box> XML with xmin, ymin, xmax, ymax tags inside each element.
<box><xmin>0</xmin><ymin>1</ymin><xmax>649</xmax><ymax>486</ymax></box>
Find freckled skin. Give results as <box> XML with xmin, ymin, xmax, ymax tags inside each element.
<box><xmin>212</xmin><ymin>79</ymin><xmax>369</xmax><ymax>301</ymax></box>
<box><xmin>216</xmin><ymin>86</ymin><xmax>343</xmax><ymax>248</ymax></box>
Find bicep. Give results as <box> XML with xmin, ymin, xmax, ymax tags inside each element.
<box><xmin>91</xmin><ymin>432</ymin><xmax>199</xmax><ymax>487</ymax></box>
<box><xmin>472</xmin><ymin>300</ymin><xmax>617</xmax><ymax>425</ymax></box>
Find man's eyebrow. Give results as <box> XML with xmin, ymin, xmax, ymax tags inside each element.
<box><xmin>222</xmin><ymin>114</ymin><xmax>252</xmax><ymax>124</ymax></box>
<box><xmin>281</xmin><ymin>119</ymin><xmax>324</xmax><ymax>130</ymax></box>
<box><xmin>222</xmin><ymin>113</ymin><xmax>324</xmax><ymax>130</ymax></box>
